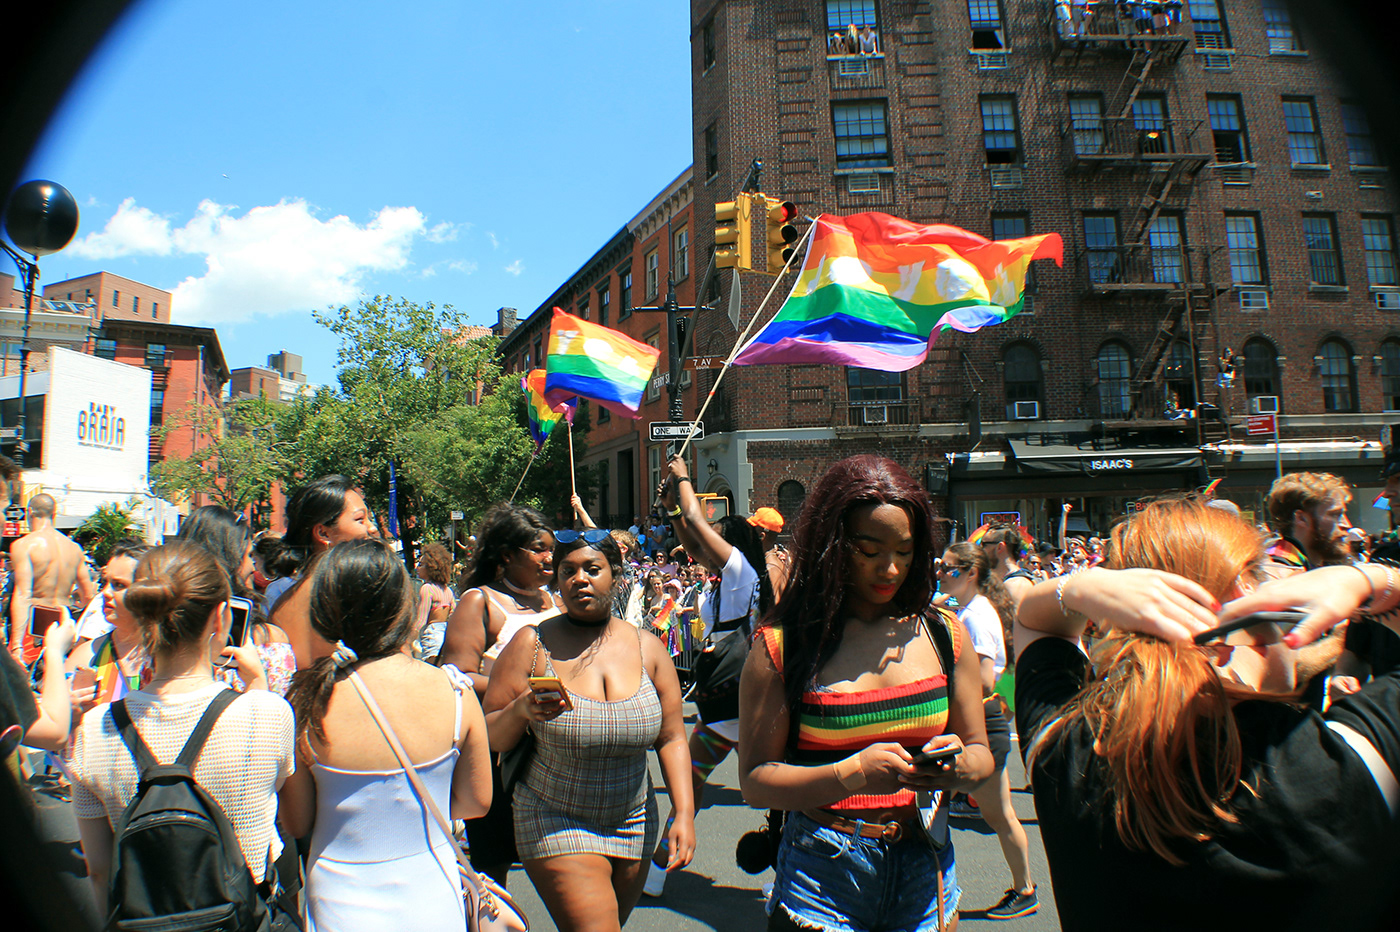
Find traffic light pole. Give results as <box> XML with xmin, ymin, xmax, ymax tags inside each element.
<box><xmin>631</xmin><ymin>278</ymin><xmax>696</xmax><ymax>438</ymax></box>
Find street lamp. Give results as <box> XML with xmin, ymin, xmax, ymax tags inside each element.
<box><xmin>1</xmin><ymin>180</ymin><xmax>79</xmax><ymax>466</ymax></box>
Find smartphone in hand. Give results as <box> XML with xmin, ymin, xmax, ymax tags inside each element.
<box><xmin>528</xmin><ymin>675</ymin><xmax>574</xmax><ymax>712</ymax></box>
<box><xmin>911</xmin><ymin>745</ymin><xmax>961</xmax><ymax>768</ymax></box>
<box><xmin>217</xmin><ymin>597</ymin><xmax>254</xmax><ymax>667</ymax></box>
<box><xmin>29</xmin><ymin>606</ymin><xmax>63</xmax><ymax>639</ymax></box>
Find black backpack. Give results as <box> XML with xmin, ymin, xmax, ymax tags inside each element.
<box><xmin>107</xmin><ymin>688</ymin><xmax>271</xmax><ymax>932</ymax></box>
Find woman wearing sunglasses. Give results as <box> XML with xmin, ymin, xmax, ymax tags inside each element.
<box><xmin>1015</xmin><ymin>496</ymin><xmax>1400</xmax><ymax>930</ymax></box>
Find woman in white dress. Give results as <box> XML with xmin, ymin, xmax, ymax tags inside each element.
<box><xmin>279</xmin><ymin>540</ymin><xmax>492</xmax><ymax>932</ymax></box>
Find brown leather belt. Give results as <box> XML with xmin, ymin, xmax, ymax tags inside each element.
<box><xmin>804</xmin><ymin>809</ymin><xmax>909</xmax><ymax>842</ymax></box>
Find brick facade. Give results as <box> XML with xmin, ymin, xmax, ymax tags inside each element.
<box><xmin>684</xmin><ymin>0</ymin><xmax>1400</xmax><ymax>541</ymax></box>
<box><xmin>43</xmin><ymin>271</ymin><xmax>173</xmax><ymax>323</ymax></box>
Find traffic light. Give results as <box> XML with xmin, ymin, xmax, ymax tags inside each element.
<box><xmin>714</xmin><ymin>193</ymin><xmax>752</xmax><ymax>271</ymax></box>
<box><xmin>764</xmin><ymin>197</ymin><xmax>799</xmax><ymax>274</ymax></box>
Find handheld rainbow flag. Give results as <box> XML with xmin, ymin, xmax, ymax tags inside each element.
<box><xmin>521</xmin><ymin>369</ymin><xmax>573</xmax><ymax>454</ymax></box>
<box><xmin>543</xmin><ymin>309</ymin><xmax>661</xmax><ymax>418</ymax></box>
<box><xmin>652</xmin><ymin>596</ymin><xmax>677</xmax><ymax>632</ymax></box>
<box><xmin>734</xmin><ymin>212</ymin><xmax>1063</xmax><ymax>370</ymax></box>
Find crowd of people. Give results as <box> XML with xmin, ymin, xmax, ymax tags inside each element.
<box><xmin>3</xmin><ymin>451</ymin><xmax>1400</xmax><ymax>930</ymax></box>
<box><xmin>1054</xmin><ymin>0</ymin><xmax>1184</xmax><ymax>39</ymax></box>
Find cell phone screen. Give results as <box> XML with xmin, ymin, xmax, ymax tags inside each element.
<box><xmin>227</xmin><ymin>597</ymin><xmax>253</xmax><ymax>651</ymax></box>
<box><xmin>29</xmin><ymin>605</ymin><xmax>63</xmax><ymax>638</ymax></box>
<box><xmin>912</xmin><ymin>746</ymin><xmax>960</xmax><ymax>767</ymax></box>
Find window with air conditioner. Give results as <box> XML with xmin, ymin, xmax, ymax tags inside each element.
<box><xmin>1003</xmin><ymin>343</ymin><xmax>1043</xmax><ymax>418</ymax></box>
<box><xmin>1012</xmin><ymin>400</ymin><xmax>1040</xmax><ymax>420</ymax></box>
<box><xmin>1225</xmin><ymin>213</ymin><xmax>1266</xmax><ymax>285</ymax></box>
<box><xmin>1250</xmin><ymin>395</ymin><xmax>1280</xmax><ymax>415</ymax></box>
<box><xmin>1243</xmin><ymin>339</ymin><xmax>1279</xmax><ymax>402</ymax></box>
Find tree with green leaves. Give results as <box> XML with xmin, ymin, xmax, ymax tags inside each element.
<box><xmin>149</xmin><ymin>396</ymin><xmax>285</xmax><ymax>527</ymax></box>
<box><xmin>75</xmin><ymin>500</ymin><xmax>139</xmax><ymax>564</ymax></box>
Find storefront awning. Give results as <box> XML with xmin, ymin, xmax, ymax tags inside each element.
<box><xmin>1007</xmin><ymin>439</ymin><xmax>1203</xmax><ymax>475</ymax></box>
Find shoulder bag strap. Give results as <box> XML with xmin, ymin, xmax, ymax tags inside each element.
<box><xmin>111</xmin><ymin>699</ymin><xmax>159</xmax><ymax>775</ymax></box>
<box><xmin>174</xmin><ymin>688</ymin><xmax>240</xmax><ymax>769</ymax></box>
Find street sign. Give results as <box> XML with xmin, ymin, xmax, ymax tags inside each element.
<box><xmin>2</xmin><ymin>522</ymin><xmax>19</xmax><ymax>538</ymax></box>
<box><xmin>4</xmin><ymin>505</ymin><xmax>25</xmax><ymax>522</ymax></box>
<box><xmin>450</xmin><ymin>510</ymin><xmax>464</xmax><ymax>521</ymax></box>
<box><xmin>683</xmin><ymin>355</ymin><xmax>727</xmax><ymax>371</ymax></box>
<box><xmin>649</xmin><ymin>372</ymin><xmax>670</xmax><ymax>392</ymax></box>
<box><xmin>649</xmin><ymin>421</ymin><xmax>704</xmax><ymax>442</ymax></box>
<box><xmin>1246</xmin><ymin>413</ymin><xmax>1276</xmax><ymax>436</ymax></box>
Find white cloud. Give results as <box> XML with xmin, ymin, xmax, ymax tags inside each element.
<box><xmin>68</xmin><ymin>197</ymin><xmax>174</xmax><ymax>259</ymax></box>
<box><xmin>448</xmin><ymin>259</ymin><xmax>478</xmax><ymax>274</ymax></box>
<box><xmin>65</xmin><ymin>197</ymin><xmax>448</xmax><ymax>325</ymax></box>
<box><xmin>487</xmin><ymin>232</ymin><xmax>499</xmax><ymax>249</ymax></box>
<box><xmin>504</xmin><ymin>259</ymin><xmax>524</xmax><ymax>276</ymax></box>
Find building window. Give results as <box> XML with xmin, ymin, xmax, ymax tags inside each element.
<box><xmin>701</xmin><ymin>17</ymin><xmax>715</xmax><ymax>70</ymax></box>
<box><xmin>598</xmin><ymin>403</ymin><xmax>610</xmax><ymax>424</ymax></box>
<box><xmin>1261</xmin><ymin>0</ymin><xmax>1301</xmax><ymax>53</ymax></box>
<box><xmin>533</xmin><ymin>339</ymin><xmax>543</xmax><ymax>369</ymax></box>
<box><xmin>1207</xmin><ymin>95</ymin><xmax>1250</xmax><ymax>163</ymax></box>
<box><xmin>1083</xmin><ymin>214</ymin><xmax>1120</xmax><ymax>284</ymax></box>
<box><xmin>1225</xmin><ymin>213</ymin><xmax>1266</xmax><ymax>285</ymax></box>
<box><xmin>1342</xmin><ymin>102</ymin><xmax>1380</xmax><ymax>168</ymax></box>
<box><xmin>992</xmin><ymin>213</ymin><xmax>1034</xmax><ymax>290</ymax></box>
<box><xmin>145</xmin><ymin>343</ymin><xmax>166</xmax><ymax>368</ymax></box>
<box><xmin>620</xmin><ymin>271</ymin><xmax>633</xmax><ymax>319</ymax></box>
<box><xmin>1188</xmin><ymin>0</ymin><xmax>1229</xmax><ymax>49</ymax></box>
<box><xmin>151</xmin><ymin>302</ymin><xmax>158</xmax><ymax>318</ymax></box>
<box><xmin>1243</xmin><ymin>339</ymin><xmax>1280</xmax><ymax>401</ymax></box>
<box><xmin>704</xmin><ymin>123</ymin><xmax>719</xmax><ymax>179</ymax></box>
<box><xmin>981</xmin><ymin>95</ymin><xmax>1020</xmax><ymax>164</ymax></box>
<box><xmin>1303</xmin><ymin>214</ymin><xmax>1343</xmax><ymax>285</ymax></box>
<box><xmin>645</xmin><ymin>249</ymin><xmax>659</xmax><ymax>301</ymax></box>
<box><xmin>1363</xmin><ymin>216</ymin><xmax>1400</xmax><ymax>287</ymax></box>
<box><xmin>1132</xmin><ymin>95</ymin><xmax>1169</xmax><ymax>153</ymax></box>
<box><xmin>133</xmin><ymin>296</ymin><xmax>139</xmax><ymax>314</ymax></box>
<box><xmin>112</xmin><ymin>290</ymin><xmax>120</xmax><ymax>307</ymax></box>
<box><xmin>1319</xmin><ymin>340</ymin><xmax>1356</xmax><ymax>412</ymax></box>
<box><xmin>1148</xmin><ymin>215</ymin><xmax>1184</xmax><ymax>284</ymax></box>
<box><xmin>1068</xmin><ymin>94</ymin><xmax>1105</xmax><ymax>156</ymax></box>
<box><xmin>597</xmin><ymin>461</ymin><xmax>610</xmax><ymax>519</ymax></box>
<box><xmin>645</xmin><ymin>335</ymin><xmax>662</xmax><ymax>402</ymax></box>
<box><xmin>599</xmin><ymin>285</ymin><xmax>611</xmax><ymax>326</ymax></box>
<box><xmin>95</xmin><ymin>338</ymin><xmax>117</xmax><ymax>360</ymax></box>
<box><xmin>847</xmin><ymin>367</ymin><xmax>904</xmax><ymax>403</ymax></box>
<box><xmin>967</xmin><ymin>0</ymin><xmax>1005</xmax><ymax>50</ymax></box>
<box><xmin>832</xmin><ymin>101</ymin><xmax>891</xmax><ymax>168</ymax></box>
<box><xmin>648</xmin><ymin>446</ymin><xmax>664</xmax><ymax>506</ymax></box>
<box><xmin>1166</xmin><ymin>341</ymin><xmax>1196</xmax><ymax>408</ymax></box>
<box><xmin>675</xmin><ymin>227</ymin><xmax>689</xmax><ymax>280</ymax></box>
<box><xmin>1283</xmin><ymin>97</ymin><xmax>1325</xmax><ymax>166</ymax></box>
<box><xmin>777</xmin><ymin>480</ymin><xmax>806</xmax><ymax>532</ymax></box>
<box><xmin>827</xmin><ymin>1</ymin><xmax>879</xmax><ymax>46</ymax></box>
<box><xmin>1383</xmin><ymin>341</ymin><xmax>1400</xmax><ymax>411</ymax></box>
<box><xmin>1096</xmin><ymin>343</ymin><xmax>1132</xmax><ymax>418</ymax></box>
<box><xmin>150</xmin><ymin>388</ymin><xmax>165</xmax><ymax>427</ymax></box>
<box><xmin>1003</xmin><ymin>343</ymin><xmax>1042</xmax><ymax>416</ymax></box>
<box><xmin>576</xmin><ymin>293</ymin><xmax>589</xmax><ymax>320</ymax></box>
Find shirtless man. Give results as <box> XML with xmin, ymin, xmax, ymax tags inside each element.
<box><xmin>9</xmin><ymin>494</ymin><xmax>96</xmax><ymax>664</ymax></box>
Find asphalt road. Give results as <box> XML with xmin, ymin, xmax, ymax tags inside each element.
<box><xmin>25</xmin><ymin>711</ymin><xmax>1063</xmax><ymax>931</ymax></box>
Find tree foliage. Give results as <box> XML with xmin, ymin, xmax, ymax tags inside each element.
<box><xmin>75</xmin><ymin>500</ymin><xmax>139</xmax><ymax>564</ymax></box>
<box><xmin>150</xmin><ymin>397</ymin><xmax>284</xmax><ymax>524</ymax></box>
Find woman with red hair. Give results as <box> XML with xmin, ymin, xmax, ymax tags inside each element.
<box><xmin>1017</xmin><ymin>496</ymin><xmax>1400</xmax><ymax>929</ymax></box>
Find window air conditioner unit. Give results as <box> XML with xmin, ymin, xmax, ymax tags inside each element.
<box><xmin>1238</xmin><ymin>290</ymin><xmax>1269</xmax><ymax>311</ymax></box>
<box><xmin>1376</xmin><ymin>291</ymin><xmax>1400</xmax><ymax>310</ymax></box>
<box><xmin>1251</xmin><ymin>395</ymin><xmax>1280</xmax><ymax>415</ymax></box>
<box><xmin>1012</xmin><ymin>400</ymin><xmax>1041</xmax><ymax>420</ymax></box>
<box><xmin>846</xmin><ymin>173</ymin><xmax>881</xmax><ymax>194</ymax></box>
<box><xmin>861</xmin><ymin>405</ymin><xmax>889</xmax><ymax>425</ymax></box>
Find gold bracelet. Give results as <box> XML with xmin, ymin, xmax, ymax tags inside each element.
<box><xmin>832</xmin><ymin>754</ymin><xmax>866</xmax><ymax>791</ymax></box>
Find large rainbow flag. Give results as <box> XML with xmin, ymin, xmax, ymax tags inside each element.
<box><xmin>544</xmin><ymin>308</ymin><xmax>661</xmax><ymax>418</ymax></box>
<box><xmin>521</xmin><ymin>369</ymin><xmax>572</xmax><ymax>453</ymax></box>
<box><xmin>733</xmin><ymin>213</ymin><xmax>1063</xmax><ymax>371</ymax></box>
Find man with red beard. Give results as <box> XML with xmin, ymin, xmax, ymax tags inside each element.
<box><xmin>1264</xmin><ymin>471</ymin><xmax>1355</xmax><ymax>571</ymax></box>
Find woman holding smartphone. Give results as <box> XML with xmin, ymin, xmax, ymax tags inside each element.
<box><xmin>1015</xmin><ymin>496</ymin><xmax>1400</xmax><ymax>929</ymax></box>
<box><xmin>738</xmin><ymin>456</ymin><xmax>992</xmax><ymax>932</ymax></box>
<box><xmin>483</xmin><ymin>531</ymin><xmax>694</xmax><ymax>932</ymax></box>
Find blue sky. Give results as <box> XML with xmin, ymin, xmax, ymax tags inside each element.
<box><xmin>20</xmin><ymin>0</ymin><xmax>693</xmax><ymax>386</ymax></box>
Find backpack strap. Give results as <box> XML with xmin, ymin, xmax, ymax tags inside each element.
<box><xmin>174</xmin><ymin>688</ymin><xmax>240</xmax><ymax>770</ymax></box>
<box><xmin>111</xmin><ymin>699</ymin><xmax>159</xmax><ymax>775</ymax></box>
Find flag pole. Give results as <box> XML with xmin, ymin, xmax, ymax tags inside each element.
<box><xmin>567</xmin><ymin>418</ymin><xmax>577</xmax><ymax>500</ymax></box>
<box><xmin>671</xmin><ymin>219</ymin><xmax>817</xmax><ymax>463</ymax></box>
<box><xmin>509</xmin><ymin>454</ymin><xmax>536</xmax><ymax>504</ymax></box>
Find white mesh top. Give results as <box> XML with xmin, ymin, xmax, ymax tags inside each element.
<box><xmin>70</xmin><ymin>682</ymin><xmax>295</xmax><ymax>881</ymax></box>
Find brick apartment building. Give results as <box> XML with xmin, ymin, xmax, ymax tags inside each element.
<box><xmin>230</xmin><ymin>350</ymin><xmax>313</xmax><ymax>403</ymax></box>
<box><xmin>675</xmin><ymin>0</ymin><xmax>1400</xmax><ymax>541</ymax></box>
<box><xmin>43</xmin><ymin>271</ymin><xmax>173</xmax><ymax>324</ymax></box>
<box><xmin>498</xmin><ymin>169</ymin><xmax>699</xmax><ymax>525</ymax></box>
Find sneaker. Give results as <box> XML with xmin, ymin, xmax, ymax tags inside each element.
<box><xmin>643</xmin><ymin>859</ymin><xmax>667</xmax><ymax>897</ymax></box>
<box><xmin>986</xmin><ymin>887</ymin><xmax>1039</xmax><ymax>920</ymax></box>
<box><xmin>949</xmin><ymin>792</ymin><xmax>982</xmax><ymax>819</ymax></box>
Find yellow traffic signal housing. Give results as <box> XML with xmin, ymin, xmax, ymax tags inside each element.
<box><xmin>714</xmin><ymin>193</ymin><xmax>753</xmax><ymax>271</ymax></box>
<box><xmin>764</xmin><ymin>197</ymin><xmax>800</xmax><ymax>274</ymax></box>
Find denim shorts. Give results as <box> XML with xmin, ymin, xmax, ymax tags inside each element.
<box><xmin>767</xmin><ymin>812</ymin><xmax>960</xmax><ymax>932</ymax></box>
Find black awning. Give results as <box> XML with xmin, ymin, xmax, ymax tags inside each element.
<box><xmin>1007</xmin><ymin>438</ymin><xmax>1202</xmax><ymax>476</ymax></box>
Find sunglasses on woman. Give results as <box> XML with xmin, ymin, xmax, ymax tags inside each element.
<box><xmin>935</xmin><ymin>562</ymin><xmax>963</xmax><ymax>578</ymax></box>
<box><xmin>553</xmin><ymin>529</ymin><xmax>612</xmax><ymax>544</ymax></box>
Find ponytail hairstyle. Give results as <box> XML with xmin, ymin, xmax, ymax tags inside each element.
<box><xmin>254</xmin><ymin>535</ymin><xmax>299</xmax><ymax>580</ymax></box>
<box><xmin>715</xmin><ymin>515</ymin><xmax>775</xmax><ymax>620</ymax></box>
<box><xmin>123</xmin><ymin>542</ymin><xmax>231</xmax><ymax>656</ymax></box>
<box><xmin>178</xmin><ymin>505</ymin><xmax>253</xmax><ymax>597</ymax></box>
<box><xmin>464</xmin><ymin>503</ymin><xmax>552</xmax><ymax>590</ymax></box>
<box><xmin>286</xmin><ymin>539</ymin><xmax>416</xmax><ymax>745</ymax></box>
<box><xmin>281</xmin><ymin>475</ymin><xmax>357</xmax><ymax>576</ymax></box>
<box><xmin>944</xmin><ymin>541</ymin><xmax>1016</xmax><ymax>636</ymax></box>
<box><xmin>1032</xmin><ymin>497</ymin><xmax>1267</xmax><ymax>865</ymax></box>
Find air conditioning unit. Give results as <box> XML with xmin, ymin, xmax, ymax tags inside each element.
<box><xmin>1251</xmin><ymin>395</ymin><xmax>1280</xmax><ymax>415</ymax></box>
<box><xmin>1376</xmin><ymin>291</ymin><xmax>1400</xmax><ymax>310</ymax></box>
<box><xmin>846</xmin><ymin>173</ymin><xmax>881</xmax><ymax>194</ymax></box>
<box><xmin>1012</xmin><ymin>400</ymin><xmax>1040</xmax><ymax>420</ymax></box>
<box><xmin>861</xmin><ymin>405</ymin><xmax>889</xmax><ymax>425</ymax></box>
<box><xmin>1238</xmin><ymin>290</ymin><xmax>1269</xmax><ymax>311</ymax></box>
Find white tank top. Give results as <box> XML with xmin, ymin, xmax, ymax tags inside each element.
<box><xmin>477</xmin><ymin>586</ymin><xmax>561</xmax><ymax>667</ymax></box>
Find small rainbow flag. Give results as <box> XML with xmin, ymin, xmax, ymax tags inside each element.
<box><xmin>521</xmin><ymin>369</ymin><xmax>573</xmax><ymax>454</ymax></box>
<box><xmin>652</xmin><ymin>596</ymin><xmax>677</xmax><ymax>632</ymax></box>
<box><xmin>734</xmin><ymin>213</ymin><xmax>1062</xmax><ymax>370</ymax></box>
<box><xmin>544</xmin><ymin>309</ymin><xmax>661</xmax><ymax>418</ymax></box>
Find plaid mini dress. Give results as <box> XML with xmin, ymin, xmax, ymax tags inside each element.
<box><xmin>512</xmin><ymin>637</ymin><xmax>663</xmax><ymax>860</ymax></box>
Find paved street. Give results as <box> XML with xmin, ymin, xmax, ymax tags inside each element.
<box><xmin>27</xmin><ymin>707</ymin><xmax>1061</xmax><ymax>931</ymax></box>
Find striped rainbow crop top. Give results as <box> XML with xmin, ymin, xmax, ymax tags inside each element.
<box><xmin>760</xmin><ymin>614</ymin><xmax>958</xmax><ymax>811</ymax></box>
